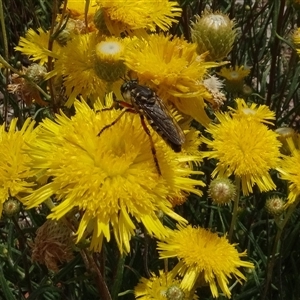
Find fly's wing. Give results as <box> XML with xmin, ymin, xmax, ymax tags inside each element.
<box><xmin>142</xmin><ymin>95</ymin><xmax>186</xmax><ymax>149</ymax></box>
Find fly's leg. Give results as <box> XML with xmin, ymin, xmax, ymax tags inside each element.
<box><xmin>97</xmin><ymin>101</ymin><xmax>135</xmax><ymax>136</ymax></box>
<box><xmin>139</xmin><ymin>115</ymin><xmax>162</xmax><ymax>176</ymax></box>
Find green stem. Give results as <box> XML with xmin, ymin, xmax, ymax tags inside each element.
<box><xmin>0</xmin><ymin>0</ymin><xmax>8</xmax><ymax>59</ymax></box>
<box><xmin>111</xmin><ymin>255</ymin><xmax>126</xmax><ymax>300</ymax></box>
<box><xmin>88</xmin><ymin>252</ymin><xmax>112</xmax><ymax>300</ymax></box>
<box><xmin>228</xmin><ymin>177</ymin><xmax>241</xmax><ymax>242</ymax></box>
<box><xmin>0</xmin><ymin>0</ymin><xmax>9</xmax><ymax>124</ymax></box>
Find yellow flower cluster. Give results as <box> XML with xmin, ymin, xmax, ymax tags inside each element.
<box><xmin>22</xmin><ymin>97</ymin><xmax>204</xmax><ymax>254</ymax></box>
<box><xmin>12</xmin><ymin>1</ymin><xmax>299</xmax><ymax>299</ymax></box>
<box><xmin>14</xmin><ymin>0</ymin><xmax>223</xmax><ymax>125</ymax></box>
<box><xmin>202</xmin><ymin>98</ymin><xmax>281</xmax><ymax>195</ymax></box>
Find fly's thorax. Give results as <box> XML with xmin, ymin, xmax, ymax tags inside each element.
<box><xmin>119</xmin><ymin>80</ymin><xmax>185</xmax><ymax>153</ymax></box>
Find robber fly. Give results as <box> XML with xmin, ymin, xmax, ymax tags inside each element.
<box><xmin>98</xmin><ymin>79</ymin><xmax>186</xmax><ymax>175</ymax></box>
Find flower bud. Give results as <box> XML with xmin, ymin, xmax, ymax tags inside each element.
<box><xmin>275</xmin><ymin>127</ymin><xmax>297</xmax><ymax>155</ymax></box>
<box><xmin>265</xmin><ymin>196</ymin><xmax>285</xmax><ymax>216</ymax></box>
<box><xmin>191</xmin><ymin>12</ymin><xmax>237</xmax><ymax>61</ymax></box>
<box><xmin>94</xmin><ymin>38</ymin><xmax>127</xmax><ymax>82</ymax></box>
<box><xmin>242</xmin><ymin>84</ymin><xmax>253</xmax><ymax>97</ymax></box>
<box><xmin>3</xmin><ymin>198</ymin><xmax>21</xmax><ymax>218</ymax></box>
<box><xmin>208</xmin><ymin>177</ymin><xmax>236</xmax><ymax>205</ymax></box>
<box><xmin>166</xmin><ymin>284</ymin><xmax>185</xmax><ymax>300</ymax></box>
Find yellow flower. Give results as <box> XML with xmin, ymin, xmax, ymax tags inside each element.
<box><xmin>201</xmin><ymin>100</ymin><xmax>281</xmax><ymax>195</ymax></box>
<box><xmin>275</xmin><ymin>127</ymin><xmax>297</xmax><ymax>155</ymax></box>
<box><xmin>0</xmin><ymin>118</ymin><xmax>36</xmax><ymax>216</ymax></box>
<box><xmin>22</xmin><ymin>97</ymin><xmax>204</xmax><ymax>254</ymax></box>
<box><xmin>97</xmin><ymin>0</ymin><xmax>182</xmax><ymax>35</ymax></box>
<box><xmin>217</xmin><ymin>65</ymin><xmax>250</xmax><ymax>93</ymax></box>
<box><xmin>135</xmin><ymin>270</ymin><xmax>198</xmax><ymax>300</ymax></box>
<box><xmin>157</xmin><ymin>225</ymin><xmax>254</xmax><ymax>298</ymax></box>
<box><xmin>218</xmin><ymin>65</ymin><xmax>250</xmax><ymax>81</ymax></box>
<box><xmin>277</xmin><ymin>136</ymin><xmax>300</xmax><ymax>206</ymax></box>
<box><xmin>230</xmin><ymin>98</ymin><xmax>276</xmax><ymax>125</ymax></box>
<box><xmin>124</xmin><ymin>33</ymin><xmax>218</xmax><ymax>126</ymax></box>
<box><xmin>15</xmin><ymin>28</ymin><xmax>60</xmax><ymax>64</ymax></box>
<box><xmin>47</xmin><ymin>33</ymin><xmax>127</xmax><ymax>106</ymax></box>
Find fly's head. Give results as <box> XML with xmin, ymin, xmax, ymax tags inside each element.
<box><xmin>120</xmin><ymin>79</ymin><xmax>139</xmax><ymax>101</ymax></box>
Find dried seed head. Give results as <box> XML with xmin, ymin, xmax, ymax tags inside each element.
<box><xmin>31</xmin><ymin>220</ymin><xmax>74</xmax><ymax>272</ymax></box>
<box><xmin>203</xmin><ymin>75</ymin><xmax>226</xmax><ymax>110</ymax></box>
<box><xmin>25</xmin><ymin>64</ymin><xmax>47</xmax><ymax>84</ymax></box>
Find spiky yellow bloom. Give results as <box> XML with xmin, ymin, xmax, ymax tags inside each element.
<box><xmin>157</xmin><ymin>225</ymin><xmax>254</xmax><ymax>298</ymax></box>
<box><xmin>135</xmin><ymin>270</ymin><xmax>198</xmax><ymax>300</ymax></box>
<box><xmin>0</xmin><ymin>118</ymin><xmax>36</xmax><ymax>216</ymax></box>
<box><xmin>124</xmin><ymin>34</ymin><xmax>214</xmax><ymax>97</ymax></box>
<box><xmin>218</xmin><ymin>65</ymin><xmax>250</xmax><ymax>81</ymax></box>
<box><xmin>124</xmin><ymin>33</ymin><xmax>218</xmax><ymax>125</ymax></box>
<box><xmin>15</xmin><ymin>28</ymin><xmax>60</xmax><ymax>64</ymax></box>
<box><xmin>47</xmin><ymin>33</ymin><xmax>127</xmax><ymax>106</ymax></box>
<box><xmin>217</xmin><ymin>66</ymin><xmax>250</xmax><ymax>93</ymax></box>
<box><xmin>277</xmin><ymin>136</ymin><xmax>300</xmax><ymax>206</ymax></box>
<box><xmin>22</xmin><ymin>97</ymin><xmax>204</xmax><ymax>254</ymax></box>
<box><xmin>230</xmin><ymin>98</ymin><xmax>276</xmax><ymax>125</ymax></box>
<box><xmin>97</xmin><ymin>0</ymin><xmax>181</xmax><ymax>35</ymax></box>
<box><xmin>201</xmin><ymin>100</ymin><xmax>281</xmax><ymax>195</ymax></box>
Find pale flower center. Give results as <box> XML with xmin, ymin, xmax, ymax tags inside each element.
<box><xmin>275</xmin><ymin>127</ymin><xmax>295</xmax><ymax>136</ymax></box>
<box><xmin>206</xmin><ymin>14</ymin><xmax>227</xmax><ymax>28</ymax></box>
<box><xmin>242</xmin><ymin>108</ymin><xmax>256</xmax><ymax>115</ymax></box>
<box><xmin>96</xmin><ymin>41</ymin><xmax>122</xmax><ymax>56</ymax></box>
